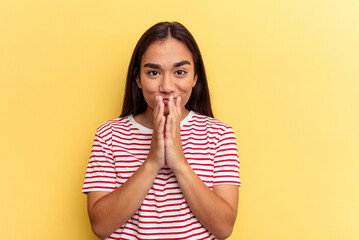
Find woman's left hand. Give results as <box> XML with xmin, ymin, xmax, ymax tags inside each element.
<box><xmin>164</xmin><ymin>96</ymin><xmax>187</xmax><ymax>171</ymax></box>
<box><xmin>163</xmin><ymin>96</ymin><xmax>239</xmax><ymax>240</ymax></box>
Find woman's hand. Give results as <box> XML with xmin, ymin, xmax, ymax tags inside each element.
<box><xmin>144</xmin><ymin>96</ymin><xmax>238</xmax><ymax>240</ymax></box>
<box><xmin>164</xmin><ymin>96</ymin><xmax>187</xmax><ymax>171</ymax></box>
<box><xmin>147</xmin><ymin>95</ymin><xmax>187</xmax><ymax>171</ymax></box>
<box><xmin>146</xmin><ymin>96</ymin><xmax>166</xmax><ymax>171</ymax></box>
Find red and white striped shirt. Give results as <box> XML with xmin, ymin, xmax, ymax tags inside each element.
<box><xmin>83</xmin><ymin>111</ymin><xmax>240</xmax><ymax>240</ymax></box>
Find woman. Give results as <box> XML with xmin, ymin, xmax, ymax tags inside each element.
<box><xmin>82</xmin><ymin>21</ymin><xmax>241</xmax><ymax>240</ymax></box>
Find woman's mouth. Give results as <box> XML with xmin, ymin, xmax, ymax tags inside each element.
<box><xmin>162</xmin><ymin>97</ymin><xmax>176</xmax><ymax>104</ymax></box>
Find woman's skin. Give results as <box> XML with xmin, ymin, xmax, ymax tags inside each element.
<box><xmin>87</xmin><ymin>38</ymin><xmax>239</xmax><ymax>240</ymax></box>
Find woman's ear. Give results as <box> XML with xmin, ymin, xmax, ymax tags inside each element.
<box><xmin>193</xmin><ymin>74</ymin><xmax>198</xmax><ymax>87</ymax></box>
<box><xmin>136</xmin><ymin>76</ymin><xmax>142</xmax><ymax>89</ymax></box>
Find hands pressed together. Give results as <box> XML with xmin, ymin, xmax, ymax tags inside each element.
<box><xmin>147</xmin><ymin>95</ymin><xmax>187</xmax><ymax>172</ymax></box>
<box><xmin>87</xmin><ymin>95</ymin><xmax>238</xmax><ymax>240</ymax></box>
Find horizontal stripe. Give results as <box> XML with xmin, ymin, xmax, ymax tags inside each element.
<box><xmin>82</xmin><ymin>111</ymin><xmax>240</xmax><ymax>239</ymax></box>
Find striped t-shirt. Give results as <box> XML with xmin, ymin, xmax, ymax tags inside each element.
<box><xmin>82</xmin><ymin>111</ymin><xmax>240</xmax><ymax>240</ymax></box>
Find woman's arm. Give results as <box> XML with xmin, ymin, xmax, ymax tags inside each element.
<box><xmin>165</xmin><ymin>97</ymin><xmax>239</xmax><ymax>239</ymax></box>
<box><xmin>173</xmin><ymin>164</ymin><xmax>239</xmax><ymax>240</ymax></box>
<box><xmin>87</xmin><ymin>98</ymin><xmax>167</xmax><ymax>239</ymax></box>
<box><xmin>87</xmin><ymin>160</ymin><xmax>159</xmax><ymax>239</ymax></box>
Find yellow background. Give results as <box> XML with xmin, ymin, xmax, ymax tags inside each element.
<box><xmin>1</xmin><ymin>0</ymin><xmax>358</xmax><ymax>239</ymax></box>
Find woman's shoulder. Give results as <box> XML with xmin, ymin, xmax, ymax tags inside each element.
<box><xmin>190</xmin><ymin>112</ymin><xmax>233</xmax><ymax>131</ymax></box>
<box><xmin>95</xmin><ymin>115</ymin><xmax>132</xmax><ymax>135</ymax></box>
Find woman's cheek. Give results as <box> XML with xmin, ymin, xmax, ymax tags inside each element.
<box><xmin>182</xmin><ymin>90</ymin><xmax>193</xmax><ymax>105</ymax></box>
<box><xmin>142</xmin><ymin>93</ymin><xmax>155</xmax><ymax>110</ymax></box>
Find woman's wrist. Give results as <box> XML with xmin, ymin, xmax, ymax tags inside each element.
<box><xmin>171</xmin><ymin>156</ymin><xmax>191</xmax><ymax>176</ymax></box>
<box><xmin>144</xmin><ymin>156</ymin><xmax>162</xmax><ymax>173</ymax></box>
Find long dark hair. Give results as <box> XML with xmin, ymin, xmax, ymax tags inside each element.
<box><xmin>120</xmin><ymin>21</ymin><xmax>213</xmax><ymax>118</ymax></box>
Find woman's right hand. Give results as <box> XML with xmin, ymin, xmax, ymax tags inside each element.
<box><xmin>87</xmin><ymin>98</ymin><xmax>166</xmax><ymax>238</ymax></box>
<box><xmin>146</xmin><ymin>96</ymin><xmax>166</xmax><ymax>171</ymax></box>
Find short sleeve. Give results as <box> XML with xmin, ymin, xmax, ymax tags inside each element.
<box><xmin>82</xmin><ymin>125</ymin><xmax>117</xmax><ymax>193</ymax></box>
<box><xmin>213</xmin><ymin>127</ymin><xmax>241</xmax><ymax>186</ymax></box>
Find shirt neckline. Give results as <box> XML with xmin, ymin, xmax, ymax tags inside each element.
<box><xmin>128</xmin><ymin>110</ymin><xmax>194</xmax><ymax>134</ymax></box>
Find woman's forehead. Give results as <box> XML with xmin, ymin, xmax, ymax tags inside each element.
<box><xmin>141</xmin><ymin>38</ymin><xmax>194</xmax><ymax>67</ymax></box>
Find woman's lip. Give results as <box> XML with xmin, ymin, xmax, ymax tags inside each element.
<box><xmin>162</xmin><ymin>97</ymin><xmax>177</xmax><ymax>104</ymax></box>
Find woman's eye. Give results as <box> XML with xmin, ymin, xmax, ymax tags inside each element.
<box><xmin>148</xmin><ymin>71</ymin><xmax>159</xmax><ymax>76</ymax></box>
<box><xmin>176</xmin><ymin>70</ymin><xmax>186</xmax><ymax>75</ymax></box>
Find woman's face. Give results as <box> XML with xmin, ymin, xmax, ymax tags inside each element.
<box><xmin>136</xmin><ymin>38</ymin><xmax>197</xmax><ymax>116</ymax></box>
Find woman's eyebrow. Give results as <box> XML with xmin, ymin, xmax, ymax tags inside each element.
<box><xmin>143</xmin><ymin>60</ymin><xmax>190</xmax><ymax>69</ymax></box>
<box><xmin>143</xmin><ymin>63</ymin><xmax>161</xmax><ymax>69</ymax></box>
<box><xmin>174</xmin><ymin>60</ymin><xmax>191</xmax><ymax>68</ymax></box>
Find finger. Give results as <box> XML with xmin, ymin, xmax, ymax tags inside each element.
<box><xmin>172</xmin><ymin>96</ymin><xmax>180</xmax><ymax>120</ymax></box>
<box><xmin>176</xmin><ymin>96</ymin><xmax>181</xmax><ymax>110</ymax></box>
<box><xmin>168</xmin><ymin>95</ymin><xmax>174</xmax><ymax>115</ymax></box>
<box><xmin>164</xmin><ymin>112</ymin><xmax>171</xmax><ymax>137</ymax></box>
<box><xmin>168</xmin><ymin>96</ymin><xmax>177</xmax><ymax>129</ymax></box>
<box><xmin>169</xmin><ymin>96</ymin><xmax>180</xmax><ymax>125</ymax></box>
<box><xmin>154</xmin><ymin>96</ymin><xmax>163</xmax><ymax>121</ymax></box>
<box><xmin>153</xmin><ymin>96</ymin><xmax>161</xmax><ymax>119</ymax></box>
<box><xmin>153</xmin><ymin>96</ymin><xmax>160</xmax><ymax>129</ymax></box>
<box><xmin>158</xmin><ymin>115</ymin><xmax>165</xmax><ymax>135</ymax></box>
<box><xmin>175</xmin><ymin>96</ymin><xmax>181</xmax><ymax>120</ymax></box>
<box><xmin>155</xmin><ymin>97</ymin><xmax>165</xmax><ymax>131</ymax></box>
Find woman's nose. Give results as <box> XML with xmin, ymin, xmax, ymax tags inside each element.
<box><xmin>159</xmin><ymin>74</ymin><xmax>175</xmax><ymax>93</ymax></box>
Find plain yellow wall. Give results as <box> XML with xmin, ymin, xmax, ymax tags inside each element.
<box><xmin>1</xmin><ymin>0</ymin><xmax>358</xmax><ymax>239</ymax></box>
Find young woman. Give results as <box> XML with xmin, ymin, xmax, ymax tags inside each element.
<box><xmin>82</xmin><ymin>22</ymin><xmax>241</xmax><ymax>240</ymax></box>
